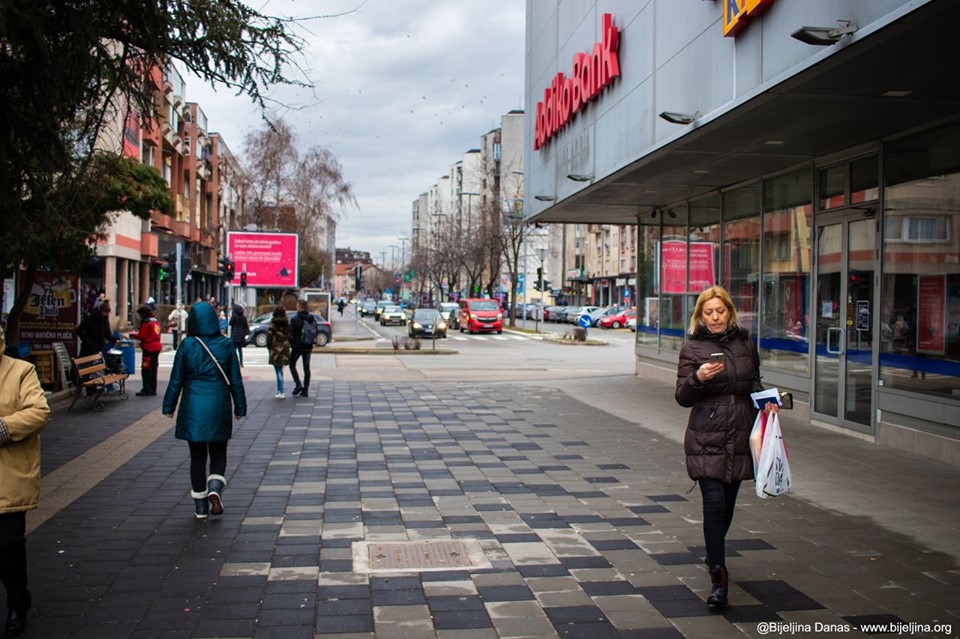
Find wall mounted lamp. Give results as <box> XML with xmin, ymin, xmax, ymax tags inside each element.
<box><xmin>659</xmin><ymin>111</ymin><xmax>700</xmax><ymax>125</ymax></box>
<box><xmin>791</xmin><ymin>20</ymin><xmax>857</xmax><ymax>45</ymax></box>
<box><xmin>566</xmin><ymin>174</ymin><xmax>594</xmax><ymax>182</ymax></box>
<box><xmin>534</xmin><ymin>195</ymin><xmax>557</xmax><ymax>202</ymax></box>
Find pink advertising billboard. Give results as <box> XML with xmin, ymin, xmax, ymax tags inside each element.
<box><xmin>658</xmin><ymin>240</ymin><xmax>716</xmax><ymax>294</ymax></box>
<box><xmin>226</xmin><ymin>232</ymin><xmax>300</xmax><ymax>288</ymax></box>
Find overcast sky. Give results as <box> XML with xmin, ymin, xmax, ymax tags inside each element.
<box><xmin>186</xmin><ymin>0</ymin><xmax>526</xmax><ymax>270</ymax></box>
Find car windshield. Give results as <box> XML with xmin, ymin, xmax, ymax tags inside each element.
<box><xmin>470</xmin><ymin>301</ymin><xmax>499</xmax><ymax>311</ymax></box>
<box><xmin>384</xmin><ymin>306</ymin><xmax>401</xmax><ymax>313</ymax></box>
<box><xmin>413</xmin><ymin>309</ymin><xmax>440</xmax><ymax>320</ymax></box>
<box><xmin>439</xmin><ymin>303</ymin><xmax>459</xmax><ymax>312</ymax></box>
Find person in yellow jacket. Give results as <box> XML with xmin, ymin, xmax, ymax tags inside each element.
<box><xmin>0</xmin><ymin>326</ymin><xmax>51</xmax><ymax>637</ymax></box>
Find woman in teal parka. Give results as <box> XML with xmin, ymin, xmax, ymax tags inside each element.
<box><xmin>162</xmin><ymin>302</ymin><xmax>246</xmax><ymax>519</ymax></box>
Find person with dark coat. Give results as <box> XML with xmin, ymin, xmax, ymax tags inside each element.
<box><xmin>288</xmin><ymin>300</ymin><xmax>316</xmax><ymax>397</ymax></box>
<box><xmin>265</xmin><ymin>306</ymin><xmax>292</xmax><ymax>399</ymax></box>
<box><xmin>76</xmin><ymin>299</ymin><xmax>116</xmax><ymax>358</ymax></box>
<box><xmin>675</xmin><ymin>285</ymin><xmax>777</xmax><ymax>612</ymax></box>
<box><xmin>228</xmin><ymin>304</ymin><xmax>250</xmax><ymax>366</ymax></box>
<box><xmin>337</xmin><ymin>298</ymin><xmax>346</xmax><ymax>316</ymax></box>
<box><xmin>128</xmin><ymin>305</ymin><xmax>163</xmax><ymax>396</ymax></box>
<box><xmin>162</xmin><ymin>302</ymin><xmax>246</xmax><ymax>520</ymax></box>
<box><xmin>0</xmin><ymin>326</ymin><xmax>51</xmax><ymax>637</ymax></box>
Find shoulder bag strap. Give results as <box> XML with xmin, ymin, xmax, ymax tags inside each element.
<box><xmin>193</xmin><ymin>337</ymin><xmax>231</xmax><ymax>387</ymax></box>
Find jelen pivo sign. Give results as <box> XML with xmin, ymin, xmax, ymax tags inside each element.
<box><xmin>534</xmin><ymin>13</ymin><xmax>620</xmax><ymax>151</ymax></box>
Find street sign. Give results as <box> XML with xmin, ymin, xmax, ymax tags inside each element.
<box><xmin>578</xmin><ymin>314</ymin><xmax>592</xmax><ymax>328</ymax></box>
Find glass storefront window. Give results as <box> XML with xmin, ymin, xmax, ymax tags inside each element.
<box><xmin>850</xmin><ymin>155</ymin><xmax>879</xmax><ymax>204</ymax></box>
<box><xmin>761</xmin><ymin>169</ymin><xmax>813</xmax><ymax>374</ymax></box>
<box><xmin>635</xmin><ymin>213</ymin><xmax>660</xmax><ymax>346</ymax></box>
<box><xmin>659</xmin><ymin>205</ymin><xmax>689</xmax><ymax>352</ymax></box>
<box><xmin>722</xmin><ymin>184</ymin><xmax>761</xmax><ymax>335</ymax></box>
<box><xmin>819</xmin><ymin>164</ymin><xmax>845</xmax><ymax>210</ymax></box>
<box><xmin>881</xmin><ymin>124</ymin><xmax>960</xmax><ymax>398</ymax></box>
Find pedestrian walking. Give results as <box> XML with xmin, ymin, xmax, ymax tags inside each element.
<box><xmin>0</xmin><ymin>326</ymin><xmax>51</xmax><ymax>637</ymax></box>
<box><xmin>289</xmin><ymin>300</ymin><xmax>317</xmax><ymax>398</ymax></box>
<box><xmin>266</xmin><ymin>306</ymin><xmax>292</xmax><ymax>399</ymax></box>
<box><xmin>167</xmin><ymin>304</ymin><xmax>187</xmax><ymax>350</ymax></box>
<box><xmin>76</xmin><ymin>299</ymin><xmax>117</xmax><ymax>358</ymax></box>
<box><xmin>218</xmin><ymin>310</ymin><xmax>227</xmax><ymax>335</ymax></box>
<box><xmin>162</xmin><ymin>302</ymin><xmax>246</xmax><ymax>520</ymax></box>
<box><xmin>674</xmin><ymin>285</ymin><xmax>777</xmax><ymax>612</ymax></box>
<box><xmin>228</xmin><ymin>304</ymin><xmax>250</xmax><ymax>367</ymax></box>
<box><xmin>128</xmin><ymin>304</ymin><xmax>162</xmax><ymax>396</ymax></box>
<box><xmin>337</xmin><ymin>298</ymin><xmax>346</xmax><ymax>316</ymax></box>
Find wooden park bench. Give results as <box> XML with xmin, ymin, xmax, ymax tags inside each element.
<box><xmin>67</xmin><ymin>352</ymin><xmax>130</xmax><ymax>412</ymax></box>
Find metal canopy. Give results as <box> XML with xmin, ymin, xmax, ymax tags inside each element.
<box><xmin>530</xmin><ymin>0</ymin><xmax>960</xmax><ymax>225</ymax></box>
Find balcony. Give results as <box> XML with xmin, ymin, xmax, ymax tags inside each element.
<box><xmin>190</xmin><ymin>225</ymin><xmax>200</xmax><ymax>243</ymax></box>
<box><xmin>176</xmin><ymin>220</ymin><xmax>190</xmax><ymax>239</ymax></box>
<box><xmin>150</xmin><ymin>211</ymin><xmax>175</xmax><ymax>233</ymax></box>
<box><xmin>140</xmin><ymin>232</ymin><xmax>159</xmax><ymax>258</ymax></box>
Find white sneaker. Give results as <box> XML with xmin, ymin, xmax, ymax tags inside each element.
<box><xmin>276</xmin><ymin>392</ymin><xmax>285</xmax><ymax>399</ymax></box>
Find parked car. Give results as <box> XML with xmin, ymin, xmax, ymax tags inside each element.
<box><xmin>438</xmin><ymin>302</ymin><xmax>461</xmax><ymax>330</ymax></box>
<box><xmin>409</xmin><ymin>308</ymin><xmax>447</xmax><ymax>338</ymax></box>
<box><xmin>246</xmin><ymin>311</ymin><xmax>331</xmax><ymax>348</ymax></box>
<box><xmin>585</xmin><ymin>305</ymin><xmax>627</xmax><ymax>327</ymax></box>
<box><xmin>569</xmin><ymin>306</ymin><xmax>600</xmax><ymax>324</ymax></box>
<box><xmin>458</xmin><ymin>298</ymin><xmax>503</xmax><ymax>334</ymax></box>
<box><xmin>599</xmin><ymin>308</ymin><xmax>636</xmax><ymax>329</ymax></box>
<box><xmin>379</xmin><ymin>305</ymin><xmax>407</xmax><ymax>326</ymax></box>
<box><xmin>358</xmin><ymin>299</ymin><xmax>377</xmax><ymax>316</ymax></box>
<box><xmin>627</xmin><ymin>316</ymin><xmax>637</xmax><ymax>332</ymax></box>
<box><xmin>543</xmin><ymin>306</ymin><xmax>564</xmax><ymax>322</ymax></box>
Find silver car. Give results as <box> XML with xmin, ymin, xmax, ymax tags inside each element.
<box><xmin>379</xmin><ymin>305</ymin><xmax>407</xmax><ymax>326</ymax></box>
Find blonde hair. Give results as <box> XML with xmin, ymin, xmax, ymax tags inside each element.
<box><xmin>688</xmin><ymin>286</ymin><xmax>739</xmax><ymax>336</ymax></box>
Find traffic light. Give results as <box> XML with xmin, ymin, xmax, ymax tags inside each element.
<box><xmin>240</xmin><ymin>271</ymin><xmax>248</xmax><ymax>288</ymax></box>
<box><xmin>354</xmin><ymin>265</ymin><xmax>362</xmax><ymax>291</ymax></box>
<box><xmin>537</xmin><ymin>266</ymin><xmax>543</xmax><ymax>280</ymax></box>
<box><xmin>533</xmin><ymin>281</ymin><xmax>541</xmax><ymax>292</ymax></box>
<box><xmin>182</xmin><ymin>256</ymin><xmax>192</xmax><ymax>282</ymax></box>
<box><xmin>162</xmin><ymin>251</ymin><xmax>177</xmax><ymax>279</ymax></box>
<box><xmin>218</xmin><ymin>257</ymin><xmax>236</xmax><ymax>282</ymax></box>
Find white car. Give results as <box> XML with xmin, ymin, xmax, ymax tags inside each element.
<box><xmin>379</xmin><ymin>305</ymin><xmax>407</xmax><ymax>326</ymax></box>
<box><xmin>627</xmin><ymin>317</ymin><xmax>637</xmax><ymax>332</ymax></box>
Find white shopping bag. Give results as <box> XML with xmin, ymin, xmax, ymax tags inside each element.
<box><xmin>754</xmin><ymin>411</ymin><xmax>791</xmax><ymax>498</ymax></box>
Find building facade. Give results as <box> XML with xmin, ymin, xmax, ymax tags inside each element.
<box><xmin>526</xmin><ymin>0</ymin><xmax>960</xmax><ymax>463</ymax></box>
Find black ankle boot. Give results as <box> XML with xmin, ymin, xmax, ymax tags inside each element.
<box><xmin>6</xmin><ymin>591</ymin><xmax>31</xmax><ymax>637</ymax></box>
<box><xmin>707</xmin><ymin>565</ymin><xmax>728</xmax><ymax>610</ymax></box>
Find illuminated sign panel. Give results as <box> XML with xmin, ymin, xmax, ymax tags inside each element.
<box><xmin>226</xmin><ymin>231</ymin><xmax>300</xmax><ymax>288</ymax></box>
<box><xmin>534</xmin><ymin>13</ymin><xmax>620</xmax><ymax>151</ymax></box>
<box><xmin>723</xmin><ymin>0</ymin><xmax>775</xmax><ymax>37</ymax></box>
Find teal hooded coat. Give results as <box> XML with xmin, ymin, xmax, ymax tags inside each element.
<box><xmin>163</xmin><ymin>302</ymin><xmax>246</xmax><ymax>441</ymax></box>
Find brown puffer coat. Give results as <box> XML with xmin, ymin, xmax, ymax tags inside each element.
<box><xmin>675</xmin><ymin>325</ymin><xmax>760</xmax><ymax>483</ymax></box>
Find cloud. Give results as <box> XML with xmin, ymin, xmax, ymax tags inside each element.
<box><xmin>186</xmin><ymin>0</ymin><xmax>525</xmax><ymax>267</ymax></box>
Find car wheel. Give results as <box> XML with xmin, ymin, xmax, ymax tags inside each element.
<box><xmin>612</xmin><ymin>321</ymin><xmax>621</xmax><ymax>329</ymax></box>
<box><xmin>315</xmin><ymin>332</ymin><xmax>329</xmax><ymax>347</ymax></box>
<box><xmin>497</xmin><ymin>329</ymin><xmax>502</xmax><ymax>334</ymax></box>
<box><xmin>254</xmin><ymin>332</ymin><xmax>268</xmax><ymax>348</ymax></box>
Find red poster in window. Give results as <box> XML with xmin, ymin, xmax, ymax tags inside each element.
<box><xmin>917</xmin><ymin>275</ymin><xmax>945</xmax><ymax>354</ymax></box>
<box><xmin>660</xmin><ymin>240</ymin><xmax>715</xmax><ymax>294</ymax></box>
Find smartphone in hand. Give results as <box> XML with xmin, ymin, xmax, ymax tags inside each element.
<box><xmin>709</xmin><ymin>352</ymin><xmax>724</xmax><ymax>365</ymax></box>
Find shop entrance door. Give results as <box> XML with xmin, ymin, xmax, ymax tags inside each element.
<box><xmin>813</xmin><ymin>213</ymin><xmax>876</xmax><ymax>431</ymax></box>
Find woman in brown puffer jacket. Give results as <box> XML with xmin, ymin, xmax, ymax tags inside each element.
<box><xmin>675</xmin><ymin>286</ymin><xmax>776</xmax><ymax>612</ymax></box>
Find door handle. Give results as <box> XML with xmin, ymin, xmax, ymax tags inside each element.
<box><xmin>827</xmin><ymin>327</ymin><xmax>844</xmax><ymax>355</ymax></box>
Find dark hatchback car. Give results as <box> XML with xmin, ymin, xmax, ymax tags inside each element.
<box><xmin>408</xmin><ymin>308</ymin><xmax>447</xmax><ymax>338</ymax></box>
<box><xmin>245</xmin><ymin>311</ymin><xmax>332</xmax><ymax>348</ymax></box>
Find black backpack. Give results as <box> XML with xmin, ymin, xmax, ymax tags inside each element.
<box><xmin>301</xmin><ymin>317</ymin><xmax>319</xmax><ymax>345</ymax></box>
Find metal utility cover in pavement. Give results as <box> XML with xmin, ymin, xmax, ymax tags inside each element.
<box><xmin>353</xmin><ymin>540</ymin><xmax>491</xmax><ymax>573</ymax></box>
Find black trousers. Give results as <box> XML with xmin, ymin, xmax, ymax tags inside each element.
<box><xmin>290</xmin><ymin>350</ymin><xmax>311</xmax><ymax>391</ymax></box>
<box><xmin>0</xmin><ymin>512</ymin><xmax>29</xmax><ymax>611</ymax></box>
<box><xmin>699</xmin><ymin>479</ymin><xmax>742</xmax><ymax>566</ymax></box>
<box><xmin>141</xmin><ymin>350</ymin><xmax>160</xmax><ymax>394</ymax></box>
<box><xmin>188</xmin><ymin>441</ymin><xmax>228</xmax><ymax>493</ymax></box>
<box><xmin>172</xmin><ymin>330</ymin><xmax>180</xmax><ymax>349</ymax></box>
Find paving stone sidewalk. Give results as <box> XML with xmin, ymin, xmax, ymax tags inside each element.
<box><xmin>25</xmin><ymin>379</ymin><xmax>960</xmax><ymax>638</ymax></box>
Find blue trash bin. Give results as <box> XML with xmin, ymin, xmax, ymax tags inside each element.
<box><xmin>118</xmin><ymin>339</ymin><xmax>136</xmax><ymax>374</ymax></box>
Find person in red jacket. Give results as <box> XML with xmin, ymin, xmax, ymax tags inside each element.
<box><xmin>129</xmin><ymin>304</ymin><xmax>163</xmax><ymax>396</ymax></box>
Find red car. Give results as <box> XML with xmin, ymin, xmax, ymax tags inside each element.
<box><xmin>598</xmin><ymin>309</ymin><xmax>636</xmax><ymax>329</ymax></box>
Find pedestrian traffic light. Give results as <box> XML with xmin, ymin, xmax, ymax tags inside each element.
<box><xmin>240</xmin><ymin>271</ymin><xmax>248</xmax><ymax>288</ymax></box>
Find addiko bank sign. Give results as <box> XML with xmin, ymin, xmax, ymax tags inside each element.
<box><xmin>534</xmin><ymin>13</ymin><xmax>620</xmax><ymax>151</ymax></box>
